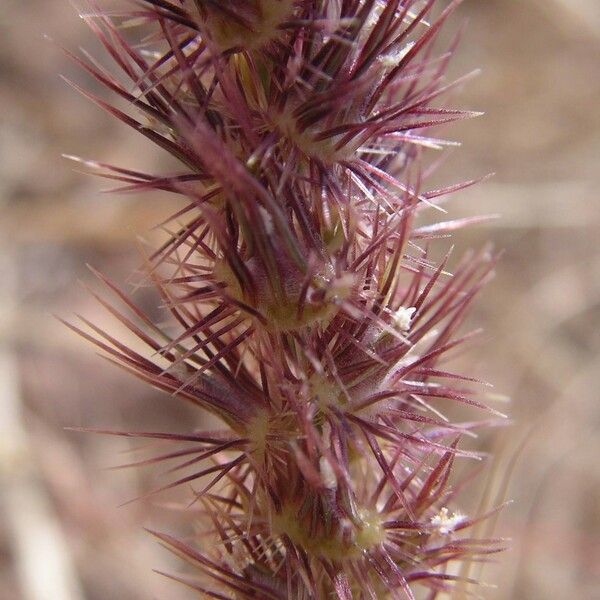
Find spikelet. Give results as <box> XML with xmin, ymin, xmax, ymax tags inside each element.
<box><xmin>63</xmin><ymin>1</ymin><xmax>506</xmax><ymax>598</ymax></box>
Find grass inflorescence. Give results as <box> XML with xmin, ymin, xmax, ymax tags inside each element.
<box><xmin>63</xmin><ymin>1</ymin><xmax>506</xmax><ymax>598</ymax></box>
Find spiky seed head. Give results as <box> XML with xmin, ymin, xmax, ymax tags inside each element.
<box><xmin>63</xmin><ymin>1</ymin><xmax>506</xmax><ymax>598</ymax></box>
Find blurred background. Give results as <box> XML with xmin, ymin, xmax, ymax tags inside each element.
<box><xmin>1</xmin><ymin>1</ymin><xmax>599</xmax><ymax>598</ymax></box>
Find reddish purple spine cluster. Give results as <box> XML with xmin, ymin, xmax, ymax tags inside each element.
<box><xmin>64</xmin><ymin>1</ymin><xmax>506</xmax><ymax>598</ymax></box>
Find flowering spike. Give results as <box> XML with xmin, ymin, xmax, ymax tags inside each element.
<box><xmin>63</xmin><ymin>1</ymin><xmax>506</xmax><ymax>597</ymax></box>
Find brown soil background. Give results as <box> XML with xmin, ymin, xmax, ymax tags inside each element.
<box><xmin>1</xmin><ymin>1</ymin><xmax>599</xmax><ymax>598</ymax></box>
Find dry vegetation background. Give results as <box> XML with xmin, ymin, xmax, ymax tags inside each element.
<box><xmin>1</xmin><ymin>1</ymin><xmax>599</xmax><ymax>599</ymax></box>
